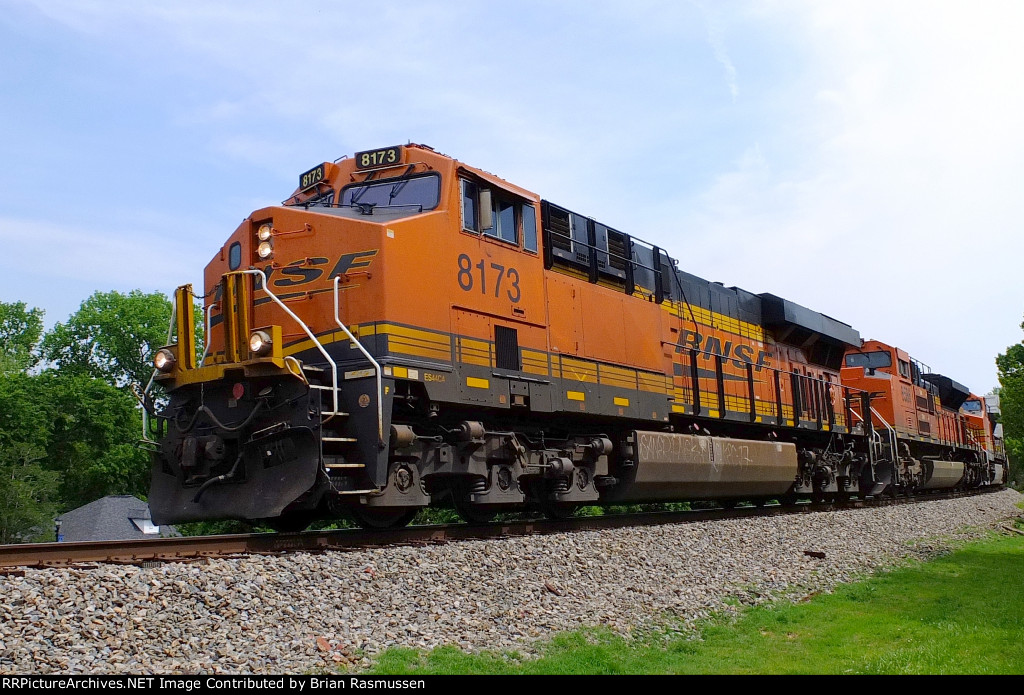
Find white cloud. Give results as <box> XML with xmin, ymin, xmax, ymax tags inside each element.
<box><xmin>6</xmin><ymin>0</ymin><xmax>1024</xmax><ymax>391</ymax></box>
<box><xmin>671</xmin><ymin>0</ymin><xmax>1024</xmax><ymax>390</ymax></box>
<box><xmin>692</xmin><ymin>0</ymin><xmax>740</xmax><ymax>101</ymax></box>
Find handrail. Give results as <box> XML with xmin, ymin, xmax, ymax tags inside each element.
<box><xmin>333</xmin><ymin>275</ymin><xmax>384</xmax><ymax>448</ymax></box>
<box><xmin>244</xmin><ymin>269</ymin><xmax>339</xmax><ymax>417</ymax></box>
<box><xmin>846</xmin><ymin>406</ymin><xmax>884</xmax><ymax>464</ymax></box>
<box><xmin>870</xmin><ymin>406</ymin><xmax>901</xmax><ymax>484</ymax></box>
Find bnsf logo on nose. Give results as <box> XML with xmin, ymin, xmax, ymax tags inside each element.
<box><xmin>259</xmin><ymin>250</ymin><xmax>379</xmax><ymax>288</ymax></box>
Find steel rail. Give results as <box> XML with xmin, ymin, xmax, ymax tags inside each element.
<box><xmin>0</xmin><ymin>487</ymin><xmax>1002</xmax><ymax>569</ymax></box>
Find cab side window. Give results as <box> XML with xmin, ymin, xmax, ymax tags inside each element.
<box><xmin>460</xmin><ymin>178</ymin><xmax>537</xmax><ymax>252</ymax></box>
<box><xmin>461</xmin><ymin>180</ymin><xmax>479</xmax><ymax>233</ymax></box>
<box><xmin>522</xmin><ymin>204</ymin><xmax>537</xmax><ymax>252</ymax></box>
<box><xmin>493</xmin><ymin>198</ymin><xmax>516</xmax><ymax>244</ymax></box>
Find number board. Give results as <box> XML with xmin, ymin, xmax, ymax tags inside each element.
<box><xmin>299</xmin><ymin>164</ymin><xmax>326</xmax><ymax>191</ymax></box>
<box><xmin>355</xmin><ymin>146</ymin><xmax>402</xmax><ymax>170</ymax></box>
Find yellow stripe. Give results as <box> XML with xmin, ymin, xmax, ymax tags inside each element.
<box><xmin>461</xmin><ymin>355</ymin><xmax>491</xmax><ymax>367</ymax></box>
<box><xmin>614</xmin><ymin>397</ymin><xmax>630</xmax><ymax>407</ymax></box>
<box><xmin>390</xmin><ymin>344</ymin><xmax>452</xmax><ymax>361</ymax></box>
<box><xmin>560</xmin><ymin>357</ymin><xmax>598</xmax><ymax>383</ymax></box>
<box><xmin>567</xmin><ymin>391</ymin><xmax>585</xmax><ymax>401</ymax></box>
<box><xmin>460</xmin><ymin>337</ymin><xmax>491</xmax><ymax>352</ymax></box>
<box><xmin>393</xmin><ymin>366</ymin><xmax>408</xmax><ymax>378</ymax></box>
<box><xmin>638</xmin><ymin>373</ymin><xmax>667</xmax><ymax>393</ymax></box>
<box><xmin>387</xmin><ymin>337</ymin><xmax>451</xmax><ymax>358</ymax></box>
<box><xmin>667</xmin><ymin>303</ymin><xmax>765</xmax><ymax>342</ymax></box>
<box><xmin>599</xmin><ymin>364</ymin><xmax>637</xmax><ymax>388</ymax></box>
<box><xmin>561</xmin><ymin>357</ymin><xmax>598</xmax><ymax>373</ymax></box>
<box><xmin>467</xmin><ymin>377</ymin><xmax>490</xmax><ymax>389</ymax></box>
<box><xmin>378</xmin><ymin>323</ymin><xmax>450</xmax><ymax>346</ymax></box>
<box><xmin>600</xmin><ymin>364</ymin><xmax>634</xmax><ymax>379</ymax></box>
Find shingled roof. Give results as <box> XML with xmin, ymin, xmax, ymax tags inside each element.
<box><xmin>55</xmin><ymin>495</ymin><xmax>180</xmax><ymax>542</ymax></box>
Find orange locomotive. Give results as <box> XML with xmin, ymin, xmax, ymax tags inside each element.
<box><xmin>145</xmin><ymin>144</ymin><xmax>1006</xmax><ymax>528</ymax></box>
<box><xmin>841</xmin><ymin>340</ymin><xmax>1007</xmax><ymax>492</ymax></box>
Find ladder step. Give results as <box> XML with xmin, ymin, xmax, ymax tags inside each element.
<box><xmin>323</xmin><ymin>436</ymin><xmax>358</xmax><ymax>443</ymax></box>
<box><xmin>321</xmin><ymin>411</ymin><xmax>350</xmax><ymax>417</ymax></box>
<box><xmin>309</xmin><ymin>384</ymin><xmax>334</xmax><ymax>390</ymax></box>
<box><xmin>325</xmin><ymin>463</ymin><xmax>365</xmax><ymax>469</ymax></box>
<box><xmin>334</xmin><ymin>489</ymin><xmax>380</xmax><ymax>495</ymax></box>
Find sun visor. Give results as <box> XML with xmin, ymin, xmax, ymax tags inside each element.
<box><xmin>759</xmin><ymin>293</ymin><xmax>860</xmax><ymax>370</ymax></box>
<box><xmin>759</xmin><ymin>294</ymin><xmax>860</xmax><ymax>347</ymax></box>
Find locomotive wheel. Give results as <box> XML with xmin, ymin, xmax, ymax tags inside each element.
<box><xmin>451</xmin><ymin>480</ymin><xmax>498</xmax><ymax>524</ymax></box>
<box><xmin>265</xmin><ymin>513</ymin><xmax>315</xmax><ymax>533</ymax></box>
<box><xmin>453</xmin><ymin>496</ymin><xmax>498</xmax><ymax>524</ymax></box>
<box><xmin>350</xmin><ymin>506</ymin><xmax>419</xmax><ymax>530</ymax></box>
<box><xmin>542</xmin><ymin>502</ymin><xmax>579</xmax><ymax>520</ymax></box>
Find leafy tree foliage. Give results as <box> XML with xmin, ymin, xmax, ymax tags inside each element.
<box><xmin>996</xmin><ymin>321</ymin><xmax>1024</xmax><ymax>488</ymax></box>
<box><xmin>0</xmin><ymin>292</ymin><xmax>176</xmax><ymax>541</ymax></box>
<box><xmin>42</xmin><ymin>373</ymin><xmax>149</xmax><ymax>509</ymax></box>
<box><xmin>0</xmin><ymin>301</ymin><xmax>43</xmax><ymax>374</ymax></box>
<box><xmin>0</xmin><ymin>442</ymin><xmax>60</xmax><ymax>543</ymax></box>
<box><xmin>40</xmin><ymin>290</ymin><xmax>173</xmax><ymax>392</ymax></box>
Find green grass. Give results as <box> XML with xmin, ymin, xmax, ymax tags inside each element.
<box><xmin>366</xmin><ymin>532</ymin><xmax>1024</xmax><ymax>675</ymax></box>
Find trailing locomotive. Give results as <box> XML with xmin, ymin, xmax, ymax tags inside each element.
<box><xmin>145</xmin><ymin>144</ymin><xmax>1007</xmax><ymax>529</ymax></box>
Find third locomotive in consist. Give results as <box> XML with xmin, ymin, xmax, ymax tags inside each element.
<box><xmin>145</xmin><ymin>144</ymin><xmax>1007</xmax><ymax>529</ymax></box>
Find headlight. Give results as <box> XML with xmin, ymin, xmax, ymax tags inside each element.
<box><xmin>154</xmin><ymin>349</ymin><xmax>176</xmax><ymax>372</ymax></box>
<box><xmin>249</xmin><ymin>330</ymin><xmax>272</xmax><ymax>356</ymax></box>
<box><xmin>257</xmin><ymin>241</ymin><xmax>274</xmax><ymax>259</ymax></box>
<box><xmin>257</xmin><ymin>223</ymin><xmax>273</xmax><ymax>241</ymax></box>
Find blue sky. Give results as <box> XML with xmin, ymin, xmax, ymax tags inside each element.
<box><xmin>2</xmin><ymin>0</ymin><xmax>1023</xmax><ymax>394</ymax></box>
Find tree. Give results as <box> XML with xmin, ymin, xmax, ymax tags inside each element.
<box><xmin>0</xmin><ymin>294</ymin><xmax>160</xmax><ymax>537</ymax></box>
<box><xmin>0</xmin><ymin>301</ymin><xmax>44</xmax><ymax>374</ymax></box>
<box><xmin>0</xmin><ymin>339</ymin><xmax>59</xmax><ymax>542</ymax></box>
<box><xmin>0</xmin><ymin>442</ymin><xmax>60</xmax><ymax>543</ymax></box>
<box><xmin>42</xmin><ymin>373</ymin><xmax>149</xmax><ymax>508</ymax></box>
<box><xmin>996</xmin><ymin>320</ymin><xmax>1024</xmax><ymax>488</ymax></box>
<box><xmin>40</xmin><ymin>290</ymin><xmax>173</xmax><ymax>393</ymax></box>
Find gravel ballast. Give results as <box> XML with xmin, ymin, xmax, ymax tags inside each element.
<box><xmin>1</xmin><ymin>489</ymin><xmax>1021</xmax><ymax>674</ymax></box>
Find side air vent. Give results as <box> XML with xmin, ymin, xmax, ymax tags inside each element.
<box><xmin>607</xmin><ymin>230</ymin><xmax>628</xmax><ymax>273</ymax></box>
<box><xmin>547</xmin><ymin>207</ymin><xmax>572</xmax><ymax>254</ymax></box>
<box><xmin>495</xmin><ymin>326</ymin><xmax>520</xmax><ymax>371</ymax></box>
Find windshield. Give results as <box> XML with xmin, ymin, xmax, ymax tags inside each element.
<box><xmin>845</xmin><ymin>351</ymin><xmax>892</xmax><ymax>369</ymax></box>
<box><xmin>962</xmin><ymin>400</ymin><xmax>983</xmax><ymax>413</ymax></box>
<box><xmin>340</xmin><ymin>173</ymin><xmax>440</xmax><ymax>212</ymax></box>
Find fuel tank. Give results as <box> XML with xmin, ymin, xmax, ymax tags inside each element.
<box><xmin>607</xmin><ymin>431</ymin><xmax>798</xmax><ymax>502</ymax></box>
<box><xmin>920</xmin><ymin>458</ymin><xmax>965</xmax><ymax>490</ymax></box>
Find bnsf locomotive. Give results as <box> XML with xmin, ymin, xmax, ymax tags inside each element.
<box><xmin>146</xmin><ymin>144</ymin><xmax>1007</xmax><ymax>529</ymax></box>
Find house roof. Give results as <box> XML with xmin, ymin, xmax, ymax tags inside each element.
<box><xmin>55</xmin><ymin>495</ymin><xmax>180</xmax><ymax>542</ymax></box>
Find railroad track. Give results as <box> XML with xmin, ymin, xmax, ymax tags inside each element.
<box><xmin>0</xmin><ymin>487</ymin><xmax>1000</xmax><ymax>570</ymax></box>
